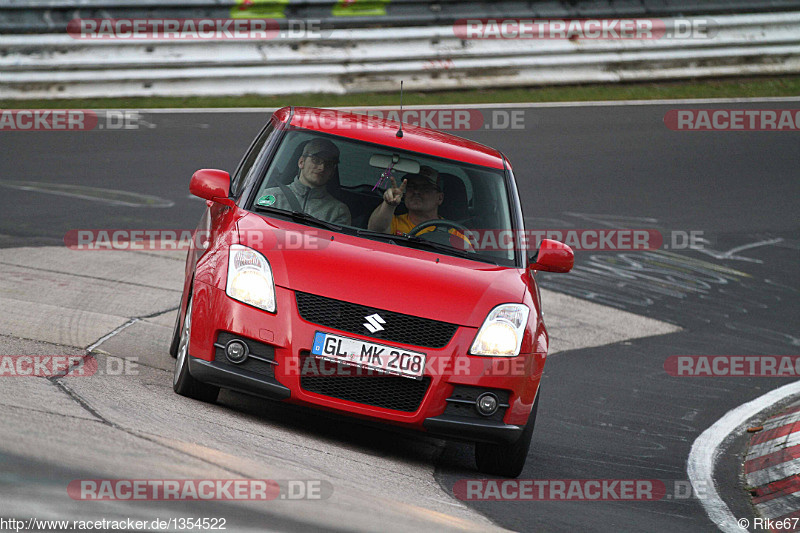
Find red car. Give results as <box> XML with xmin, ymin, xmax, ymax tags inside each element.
<box><xmin>170</xmin><ymin>107</ymin><xmax>573</xmax><ymax>477</ymax></box>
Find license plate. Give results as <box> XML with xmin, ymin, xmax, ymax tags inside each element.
<box><xmin>311</xmin><ymin>332</ymin><xmax>426</xmax><ymax>380</ymax></box>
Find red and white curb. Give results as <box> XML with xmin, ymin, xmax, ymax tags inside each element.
<box><xmin>746</xmin><ymin>401</ymin><xmax>800</xmax><ymax>529</ymax></box>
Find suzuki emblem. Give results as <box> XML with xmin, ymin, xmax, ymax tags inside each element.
<box><xmin>363</xmin><ymin>313</ymin><xmax>386</xmax><ymax>333</ymax></box>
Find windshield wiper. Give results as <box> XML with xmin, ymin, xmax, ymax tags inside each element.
<box><xmin>402</xmin><ymin>237</ymin><xmax>485</xmax><ymax>261</ymax></box>
<box><xmin>355</xmin><ymin>228</ymin><xmax>409</xmax><ymax>243</ymax></box>
<box><xmin>252</xmin><ymin>205</ymin><xmax>342</xmax><ymax>232</ymax></box>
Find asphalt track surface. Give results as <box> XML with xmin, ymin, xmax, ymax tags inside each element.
<box><xmin>0</xmin><ymin>101</ymin><xmax>798</xmax><ymax>532</ymax></box>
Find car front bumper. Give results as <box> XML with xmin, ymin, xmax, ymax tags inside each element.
<box><xmin>187</xmin><ymin>280</ymin><xmax>544</xmax><ymax>440</ymax></box>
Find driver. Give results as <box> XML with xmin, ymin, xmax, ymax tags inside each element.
<box><xmin>367</xmin><ymin>166</ymin><xmax>467</xmax><ymax>244</ymax></box>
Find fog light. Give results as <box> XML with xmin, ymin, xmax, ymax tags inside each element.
<box><xmin>476</xmin><ymin>393</ymin><xmax>499</xmax><ymax>416</ymax></box>
<box><xmin>225</xmin><ymin>339</ymin><xmax>248</xmax><ymax>364</ymax></box>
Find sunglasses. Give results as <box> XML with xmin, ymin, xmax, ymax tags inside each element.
<box><xmin>405</xmin><ymin>182</ymin><xmax>439</xmax><ymax>193</ymax></box>
<box><xmin>305</xmin><ymin>154</ymin><xmax>338</xmax><ymax>168</ymax></box>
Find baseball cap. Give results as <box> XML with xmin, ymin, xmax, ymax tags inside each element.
<box><xmin>405</xmin><ymin>165</ymin><xmax>441</xmax><ymax>190</ymax></box>
<box><xmin>302</xmin><ymin>138</ymin><xmax>340</xmax><ymax>163</ymax></box>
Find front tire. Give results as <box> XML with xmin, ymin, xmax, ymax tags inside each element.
<box><xmin>475</xmin><ymin>391</ymin><xmax>539</xmax><ymax>478</ymax></box>
<box><xmin>168</xmin><ymin>304</ymin><xmax>182</xmax><ymax>358</ymax></box>
<box><xmin>173</xmin><ymin>297</ymin><xmax>219</xmax><ymax>403</ymax></box>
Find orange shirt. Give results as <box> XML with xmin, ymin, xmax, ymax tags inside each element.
<box><xmin>390</xmin><ymin>214</ymin><xmax>470</xmax><ymax>246</ymax></box>
<box><xmin>390</xmin><ymin>213</ymin><xmax>435</xmax><ymax>236</ymax></box>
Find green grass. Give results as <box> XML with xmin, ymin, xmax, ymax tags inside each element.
<box><xmin>2</xmin><ymin>76</ymin><xmax>798</xmax><ymax>109</ymax></box>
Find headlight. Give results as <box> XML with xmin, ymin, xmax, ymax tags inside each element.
<box><xmin>469</xmin><ymin>304</ymin><xmax>530</xmax><ymax>356</ymax></box>
<box><xmin>226</xmin><ymin>244</ymin><xmax>276</xmax><ymax>313</ymax></box>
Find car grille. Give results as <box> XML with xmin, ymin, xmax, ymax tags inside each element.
<box><xmin>214</xmin><ymin>332</ymin><xmax>276</xmax><ymax>378</ymax></box>
<box><xmin>295</xmin><ymin>291</ymin><xmax>458</xmax><ymax>348</ymax></box>
<box><xmin>299</xmin><ymin>353</ymin><xmax>431</xmax><ymax>412</ymax></box>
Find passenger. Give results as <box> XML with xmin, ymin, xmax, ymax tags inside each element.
<box><xmin>258</xmin><ymin>138</ymin><xmax>351</xmax><ymax>225</ymax></box>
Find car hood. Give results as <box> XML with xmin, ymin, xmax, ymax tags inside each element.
<box><xmin>237</xmin><ymin>213</ymin><xmax>526</xmax><ymax>327</ymax></box>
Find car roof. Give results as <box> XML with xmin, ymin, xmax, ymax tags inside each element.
<box><xmin>273</xmin><ymin>107</ymin><xmax>506</xmax><ymax>170</ymax></box>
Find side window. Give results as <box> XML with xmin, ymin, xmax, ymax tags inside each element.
<box><xmin>230</xmin><ymin>122</ymin><xmax>275</xmax><ymax>197</ymax></box>
<box><xmin>262</xmin><ymin>131</ymin><xmax>315</xmax><ymax>188</ymax></box>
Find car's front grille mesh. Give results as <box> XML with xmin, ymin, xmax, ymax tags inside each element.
<box><xmin>299</xmin><ymin>353</ymin><xmax>431</xmax><ymax>412</ymax></box>
<box><xmin>295</xmin><ymin>291</ymin><xmax>458</xmax><ymax>348</ymax></box>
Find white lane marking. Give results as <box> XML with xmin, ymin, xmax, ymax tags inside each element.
<box><xmin>122</xmin><ymin>96</ymin><xmax>800</xmax><ymax>114</ymax></box>
<box><xmin>0</xmin><ymin>180</ymin><xmax>174</xmax><ymax>208</ymax></box>
<box><xmin>687</xmin><ymin>381</ymin><xmax>800</xmax><ymax>533</ymax></box>
<box><xmin>694</xmin><ymin>238</ymin><xmax>785</xmax><ymax>264</ymax></box>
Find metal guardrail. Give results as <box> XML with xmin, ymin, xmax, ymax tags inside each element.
<box><xmin>3</xmin><ymin>0</ymin><xmax>800</xmax><ymax>33</ymax></box>
<box><xmin>1</xmin><ymin>12</ymin><xmax>799</xmax><ymax>99</ymax></box>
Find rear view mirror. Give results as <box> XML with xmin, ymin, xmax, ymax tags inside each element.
<box><xmin>528</xmin><ymin>239</ymin><xmax>574</xmax><ymax>273</ymax></box>
<box><xmin>189</xmin><ymin>169</ymin><xmax>234</xmax><ymax>206</ymax></box>
<box><xmin>369</xmin><ymin>154</ymin><xmax>420</xmax><ymax>175</ymax></box>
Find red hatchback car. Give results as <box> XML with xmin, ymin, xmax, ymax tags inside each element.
<box><xmin>170</xmin><ymin>107</ymin><xmax>573</xmax><ymax>477</ymax></box>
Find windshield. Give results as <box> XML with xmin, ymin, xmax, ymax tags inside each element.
<box><xmin>248</xmin><ymin>128</ymin><xmax>519</xmax><ymax>266</ymax></box>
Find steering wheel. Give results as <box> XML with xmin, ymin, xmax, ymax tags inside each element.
<box><xmin>407</xmin><ymin>219</ymin><xmax>475</xmax><ymax>252</ymax></box>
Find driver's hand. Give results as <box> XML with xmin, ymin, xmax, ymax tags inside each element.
<box><xmin>383</xmin><ymin>176</ymin><xmax>407</xmax><ymax>207</ymax></box>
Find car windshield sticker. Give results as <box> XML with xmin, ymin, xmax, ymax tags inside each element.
<box><xmin>257</xmin><ymin>194</ymin><xmax>276</xmax><ymax>207</ymax></box>
<box><xmin>372</xmin><ymin>162</ymin><xmax>395</xmax><ymax>191</ymax></box>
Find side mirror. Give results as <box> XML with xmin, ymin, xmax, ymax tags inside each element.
<box><xmin>528</xmin><ymin>239</ymin><xmax>574</xmax><ymax>273</ymax></box>
<box><xmin>189</xmin><ymin>169</ymin><xmax>234</xmax><ymax>206</ymax></box>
